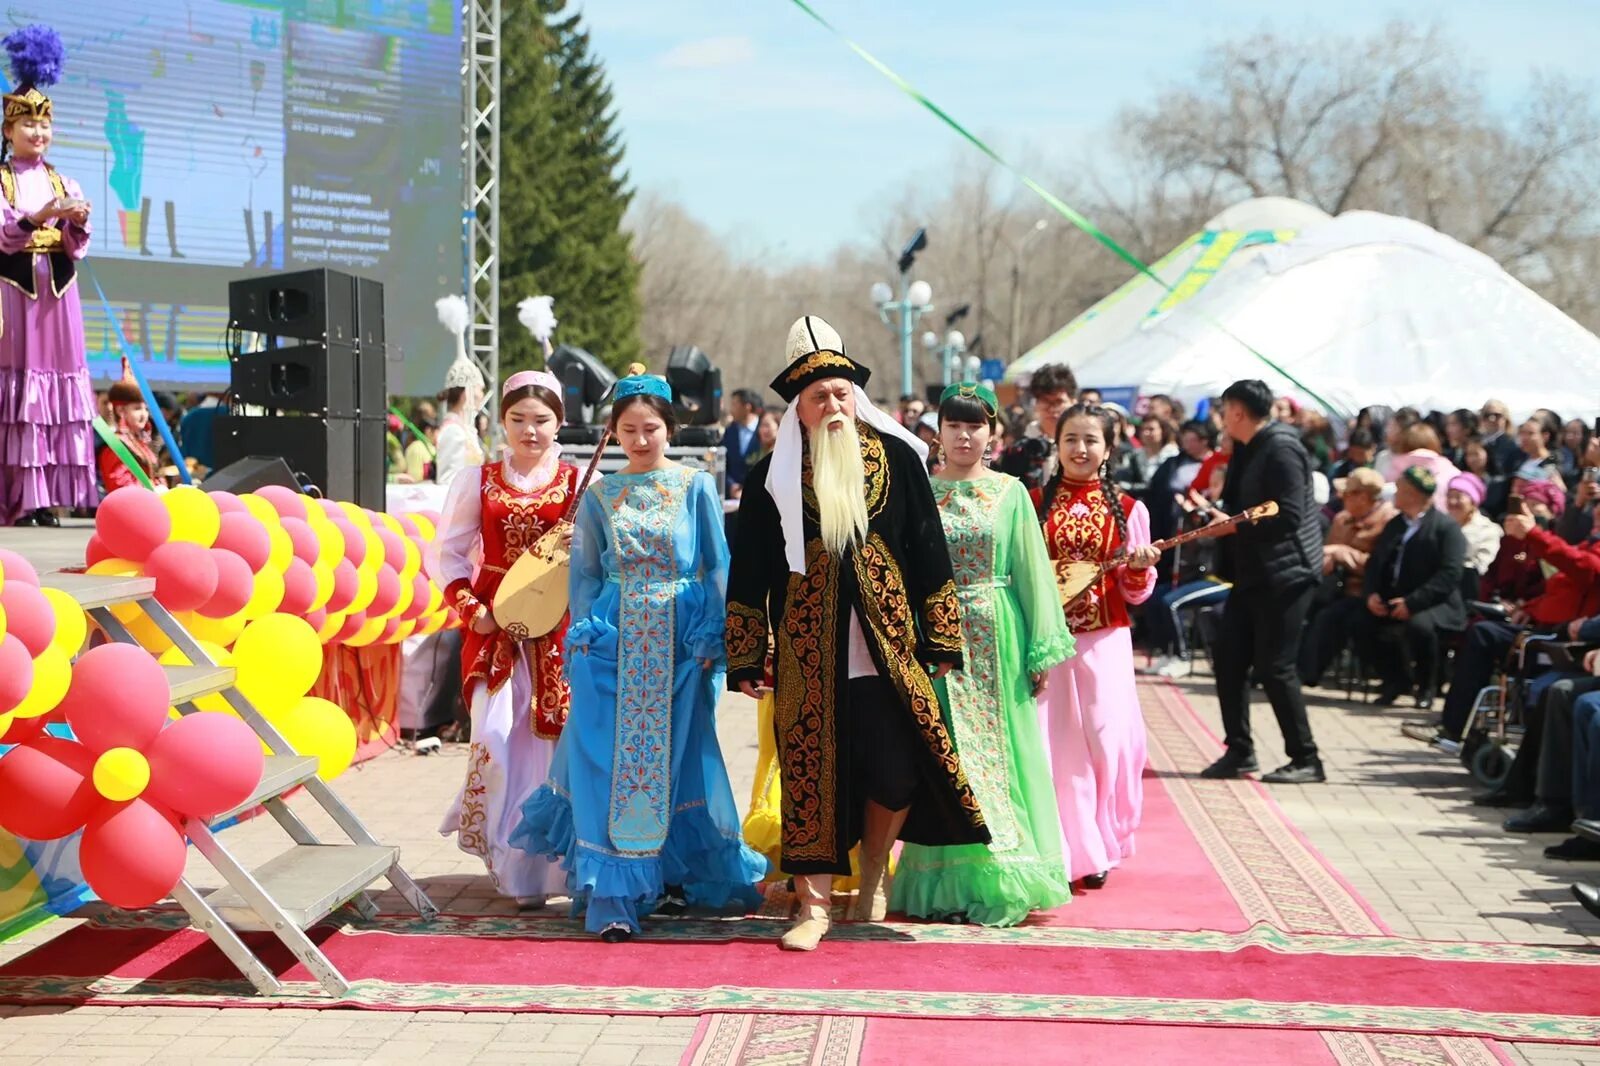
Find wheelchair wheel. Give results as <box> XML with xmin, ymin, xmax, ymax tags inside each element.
<box><xmin>1470</xmin><ymin>742</ymin><xmax>1513</xmax><ymax>789</ymax></box>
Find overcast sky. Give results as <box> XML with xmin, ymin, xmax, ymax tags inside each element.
<box><xmin>580</xmin><ymin>1</ymin><xmax>1598</xmax><ymax>262</ymax></box>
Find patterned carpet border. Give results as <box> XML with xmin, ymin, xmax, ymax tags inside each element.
<box><xmin>1</xmin><ymin>974</ymin><xmax>1591</xmax><ymax>1044</ymax></box>
<box><xmin>687</xmin><ymin>1014</ymin><xmax>865</xmax><ymax>1066</ymax></box>
<box><xmin>1321</xmin><ymin>1031</ymin><xmax>1505</xmax><ymax>1066</ymax></box>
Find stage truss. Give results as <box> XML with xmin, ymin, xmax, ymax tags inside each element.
<box><xmin>463</xmin><ymin>0</ymin><xmax>502</xmax><ymax>394</ymax></box>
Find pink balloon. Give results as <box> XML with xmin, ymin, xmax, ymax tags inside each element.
<box><xmin>0</xmin><ymin>547</ymin><xmax>40</xmax><ymax>586</ymax></box>
<box><xmin>209</xmin><ymin>490</ymin><xmax>247</xmax><ymax>515</ymax></box>
<box><xmin>144</xmin><ymin>541</ymin><xmax>220</xmax><ymax>613</ymax></box>
<box><xmin>0</xmin><ymin>736</ymin><xmax>99</xmax><ymax>840</ymax></box>
<box><xmin>84</xmin><ymin>533</ymin><xmax>114</xmax><ymax>567</ymax></box>
<box><xmin>314</xmin><ymin>498</ymin><xmax>343</xmax><ymax>520</ymax></box>
<box><xmin>212</xmin><ymin>512</ymin><xmax>271</xmax><ymax>573</ymax></box>
<box><xmin>326</xmin><ymin>559</ymin><xmax>359</xmax><ymax>614</ymax></box>
<box><xmin>0</xmin><ymin>633</ymin><xmax>34</xmax><ymax>710</ymax></box>
<box><xmin>305</xmin><ymin>607</ymin><xmax>328</xmax><ymax>634</ymax></box>
<box><xmin>333</xmin><ymin>520</ymin><xmax>367</xmax><ymax>567</ymax></box>
<box><xmin>255</xmin><ymin>485</ymin><xmax>308</xmax><ymax>521</ymax></box>
<box><xmin>334</xmin><ymin>611</ymin><xmax>367</xmax><ymax>643</ymax></box>
<box><xmin>397</xmin><ymin>513</ymin><xmax>423</xmax><ymax>537</ymax></box>
<box><xmin>80</xmin><ymin>799</ymin><xmax>187</xmax><ymax>909</ymax></box>
<box><xmin>0</xmin><ymin>581</ymin><xmax>54</xmax><ymax>657</ymax></box>
<box><xmin>376</xmin><ymin>528</ymin><xmax>406</xmax><ymax>572</ymax></box>
<box><xmin>95</xmin><ymin>487</ymin><xmax>171</xmax><ymax>563</ymax></box>
<box><xmin>62</xmin><ymin>643</ymin><xmax>171</xmax><ymax>753</ymax></box>
<box><xmin>401</xmin><ymin>573</ymin><xmax>431</xmax><ymax>622</ymax></box>
<box><xmin>200</xmin><ymin>549</ymin><xmax>254</xmax><ymax>619</ymax></box>
<box><xmin>279</xmin><ymin>558</ymin><xmax>318</xmax><ymax>616</ymax></box>
<box><xmin>280</xmin><ymin>516</ymin><xmax>319</xmax><ymax>566</ymax></box>
<box><xmin>368</xmin><ymin>566</ymin><xmax>401</xmax><ymax>617</ymax></box>
<box><xmin>144</xmin><ymin>713</ymin><xmax>265</xmax><ymax>818</ymax></box>
<box><xmin>379</xmin><ymin>618</ymin><xmax>403</xmax><ymax>643</ymax></box>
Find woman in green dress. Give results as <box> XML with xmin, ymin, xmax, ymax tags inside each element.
<box><xmin>891</xmin><ymin>382</ymin><xmax>1076</xmax><ymax>926</ymax></box>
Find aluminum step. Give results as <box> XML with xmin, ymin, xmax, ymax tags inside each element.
<box><xmin>210</xmin><ymin>755</ymin><xmax>321</xmax><ymax>823</ymax></box>
<box><xmin>40</xmin><ymin>571</ymin><xmax>156</xmax><ymax>609</ymax></box>
<box><xmin>165</xmin><ymin>664</ymin><xmax>237</xmax><ymax>704</ymax></box>
<box><xmin>200</xmin><ymin>844</ymin><xmax>398</xmax><ymax>932</ymax></box>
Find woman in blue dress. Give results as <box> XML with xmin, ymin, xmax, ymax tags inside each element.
<box><xmin>512</xmin><ymin>365</ymin><xmax>766</xmax><ymax>942</ymax></box>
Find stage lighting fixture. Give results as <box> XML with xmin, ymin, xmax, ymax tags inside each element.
<box><xmin>898</xmin><ymin>227</ymin><xmax>928</xmax><ymax>274</ymax></box>
<box><xmin>548</xmin><ymin>344</ymin><xmax>617</xmax><ymax>425</ymax></box>
<box><xmin>665</xmin><ymin>346</ymin><xmax>722</xmax><ymax>428</ymax></box>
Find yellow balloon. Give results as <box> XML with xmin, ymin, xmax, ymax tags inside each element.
<box><xmin>315</xmin><ymin>611</ymin><xmax>346</xmax><ymax>643</ymax></box>
<box><xmin>184</xmin><ymin>610</ymin><xmax>247</xmax><ymax>648</ymax></box>
<box><xmin>240</xmin><ymin>493</ymin><xmax>279</xmax><ymax>527</ymax></box>
<box><xmin>409</xmin><ymin>514</ymin><xmax>437</xmax><ymax>542</ymax></box>
<box><xmin>309</xmin><ymin>563</ymin><xmax>335</xmax><ymax>612</ymax></box>
<box><xmin>11</xmin><ymin>646</ymin><xmax>70</xmax><ymax>718</ymax></box>
<box><xmin>163</xmin><ymin>485</ymin><xmax>221</xmax><ymax>547</ymax></box>
<box><xmin>424</xmin><ymin>581</ymin><xmax>443</xmax><ymax>616</ymax></box>
<box><xmin>0</xmin><ymin>711</ymin><xmax>14</xmax><ymax>740</ymax></box>
<box><xmin>398</xmin><ymin>537</ymin><xmax>422</xmax><ymax>582</ymax></box>
<box><xmin>93</xmin><ymin>747</ymin><xmax>151</xmax><ymax>802</ymax></box>
<box><xmin>265</xmin><ymin>522</ymin><xmax>293</xmax><ymax>573</ymax></box>
<box><xmin>386</xmin><ymin>577</ymin><xmax>414</xmax><ymax>621</ymax></box>
<box><xmin>38</xmin><ymin>587</ymin><xmax>87</xmax><ymax>658</ymax></box>
<box><xmin>278</xmin><ymin>696</ymin><xmax>356</xmax><ymax>780</ymax></box>
<box><xmin>0</xmin><ymin>600</ymin><xmax>7</xmax><ymax>643</ymax></box>
<box><xmin>122</xmin><ymin>610</ymin><xmax>175</xmax><ymax>655</ymax></box>
<box><xmin>344</xmin><ymin>615</ymin><xmax>386</xmax><ymax>648</ymax></box>
<box><xmin>346</xmin><ymin>566</ymin><xmax>378</xmax><ymax>615</ymax></box>
<box><xmin>313</xmin><ymin>521</ymin><xmax>344</xmax><ymax>570</ymax></box>
<box><xmin>384</xmin><ymin>619</ymin><xmax>417</xmax><ymax>645</ymax></box>
<box><xmin>337</xmin><ymin>501</ymin><xmax>370</xmax><ymax>527</ymax></box>
<box><xmin>159</xmin><ymin>641</ymin><xmax>235</xmax><ymax>713</ymax></box>
<box><xmin>234</xmin><ymin>614</ymin><xmax>323</xmax><ymax>716</ymax></box>
<box><xmin>87</xmin><ymin>558</ymin><xmax>145</xmax><ymax>624</ymax></box>
<box><xmin>241</xmin><ymin>565</ymin><xmax>285</xmax><ymax>621</ymax></box>
<box><xmin>359</xmin><ymin>529</ymin><xmax>384</xmax><ymax>577</ymax></box>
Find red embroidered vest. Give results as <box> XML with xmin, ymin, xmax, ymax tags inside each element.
<box><xmin>1043</xmin><ymin>478</ymin><xmax>1141</xmax><ymax>634</ymax></box>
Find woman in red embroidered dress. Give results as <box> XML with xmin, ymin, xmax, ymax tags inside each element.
<box><xmin>1036</xmin><ymin>403</ymin><xmax>1159</xmax><ymax>891</ymax></box>
<box><xmin>428</xmin><ymin>370</ymin><xmax>578</xmax><ymax>906</ymax></box>
<box><xmin>98</xmin><ymin>359</ymin><xmax>160</xmax><ymax>491</ymax></box>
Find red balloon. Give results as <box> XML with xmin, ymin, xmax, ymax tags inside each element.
<box><xmin>212</xmin><ymin>512</ymin><xmax>271</xmax><ymax>573</ymax></box>
<box><xmin>0</xmin><ymin>582</ymin><xmax>54</xmax><ymax>658</ymax></box>
<box><xmin>0</xmin><ymin>633</ymin><xmax>34</xmax><ymax>711</ymax></box>
<box><xmin>144</xmin><ymin>712</ymin><xmax>265</xmax><ymax>818</ymax></box>
<box><xmin>325</xmin><ymin>559</ymin><xmax>359</xmax><ymax>614</ymax></box>
<box><xmin>62</xmin><ymin>643</ymin><xmax>171</xmax><ymax>753</ymax></box>
<box><xmin>209</xmin><ymin>490</ymin><xmax>247</xmax><ymax>515</ymax></box>
<box><xmin>279</xmin><ymin>558</ymin><xmax>318</xmax><ymax>616</ymax></box>
<box><xmin>331</xmin><ymin>520</ymin><xmax>365</xmax><ymax>568</ymax></box>
<box><xmin>376</xmin><ymin>528</ymin><xmax>406</xmax><ymax>572</ymax></box>
<box><xmin>199</xmin><ymin>549</ymin><xmax>254</xmax><ymax>619</ymax></box>
<box><xmin>0</xmin><ymin>547</ymin><xmax>39</xmax><ymax>586</ymax></box>
<box><xmin>334</xmin><ymin>611</ymin><xmax>368</xmax><ymax>643</ymax></box>
<box><xmin>0</xmin><ymin>736</ymin><xmax>100</xmax><ymax>840</ymax></box>
<box><xmin>255</xmin><ymin>485</ymin><xmax>308</xmax><ymax>521</ymax></box>
<box><xmin>84</xmin><ymin>533</ymin><xmax>114</xmax><ymax>567</ymax></box>
<box><xmin>305</xmin><ymin>607</ymin><xmax>328</xmax><ymax>634</ymax></box>
<box><xmin>368</xmin><ymin>566</ymin><xmax>402</xmax><ymax>617</ymax></box>
<box><xmin>379</xmin><ymin>618</ymin><xmax>403</xmax><ymax>643</ymax></box>
<box><xmin>1</xmin><ymin>711</ymin><xmax>48</xmax><ymax>745</ymax></box>
<box><xmin>401</xmin><ymin>573</ymin><xmax>431</xmax><ymax>622</ymax></box>
<box><xmin>80</xmin><ymin>799</ymin><xmax>187</xmax><ymax>909</ymax></box>
<box><xmin>280</xmin><ymin>516</ymin><xmax>319</xmax><ymax>566</ymax></box>
<box><xmin>144</xmin><ymin>541</ymin><xmax>220</xmax><ymax>614</ymax></box>
<box><xmin>95</xmin><ymin>487</ymin><xmax>171</xmax><ymax>563</ymax></box>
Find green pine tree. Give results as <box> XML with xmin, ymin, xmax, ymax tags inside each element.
<box><xmin>496</xmin><ymin>0</ymin><xmax>641</xmax><ymax>375</ymax></box>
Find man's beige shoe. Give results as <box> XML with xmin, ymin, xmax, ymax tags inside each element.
<box><xmin>780</xmin><ymin>903</ymin><xmax>831</xmax><ymax>951</ymax></box>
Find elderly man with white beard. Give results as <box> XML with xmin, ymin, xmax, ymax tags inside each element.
<box><xmin>725</xmin><ymin>315</ymin><xmax>990</xmax><ymax>952</ymax></box>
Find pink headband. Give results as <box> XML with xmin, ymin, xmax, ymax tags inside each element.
<box><xmin>501</xmin><ymin>370</ymin><xmax>562</xmax><ymax>398</ymax></box>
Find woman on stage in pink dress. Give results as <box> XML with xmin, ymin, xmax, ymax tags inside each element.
<box><xmin>1037</xmin><ymin>403</ymin><xmax>1160</xmax><ymax>890</ymax></box>
<box><xmin>428</xmin><ymin>370</ymin><xmax>579</xmax><ymax>907</ymax></box>
<box><xmin>0</xmin><ymin>26</ymin><xmax>96</xmax><ymax>527</ymax></box>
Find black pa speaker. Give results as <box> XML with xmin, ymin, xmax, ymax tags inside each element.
<box><xmin>229</xmin><ymin>269</ymin><xmax>359</xmax><ymax>343</ymax></box>
<box><xmin>212</xmin><ymin>414</ymin><xmax>385</xmax><ymax>511</ymax></box>
<box><xmin>229</xmin><ymin>341</ymin><xmax>361</xmax><ymax>418</ymax></box>
<box><xmin>202</xmin><ymin>455</ymin><xmax>302</xmax><ymax>496</ymax></box>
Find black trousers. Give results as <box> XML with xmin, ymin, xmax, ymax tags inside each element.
<box><xmin>1537</xmin><ymin>676</ymin><xmax>1600</xmax><ymax>805</ymax></box>
<box><xmin>1300</xmin><ymin>596</ymin><xmax>1365</xmax><ymax>685</ymax></box>
<box><xmin>1214</xmin><ymin>580</ymin><xmax>1319</xmax><ymax>763</ymax></box>
<box><xmin>1351</xmin><ymin>605</ymin><xmax>1453</xmax><ymax>697</ymax></box>
<box><xmin>846</xmin><ymin>675</ymin><xmax>920</xmax><ymax>812</ymax></box>
<box><xmin>1440</xmin><ymin>621</ymin><xmax>1520</xmax><ymax>736</ymax></box>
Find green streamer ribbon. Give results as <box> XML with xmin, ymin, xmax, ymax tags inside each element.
<box><xmin>388</xmin><ymin>406</ymin><xmax>437</xmax><ymax>460</ymax></box>
<box><xmin>92</xmin><ymin>415</ymin><xmax>155</xmax><ymax>489</ymax></box>
<box><xmin>784</xmin><ymin>0</ymin><xmax>1339</xmax><ymax>415</ymax></box>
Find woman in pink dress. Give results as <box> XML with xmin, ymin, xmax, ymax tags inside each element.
<box><xmin>1036</xmin><ymin>403</ymin><xmax>1160</xmax><ymax>890</ymax></box>
<box><xmin>0</xmin><ymin>26</ymin><xmax>96</xmax><ymax>526</ymax></box>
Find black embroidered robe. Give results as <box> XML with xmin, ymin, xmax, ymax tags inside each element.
<box><xmin>725</xmin><ymin>423</ymin><xmax>990</xmax><ymax>874</ymax></box>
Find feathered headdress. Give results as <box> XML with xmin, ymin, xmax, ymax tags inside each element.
<box><xmin>516</xmin><ymin>295</ymin><xmax>557</xmax><ymax>347</ymax></box>
<box><xmin>3</xmin><ymin>25</ymin><xmax>64</xmax><ymax>125</ymax></box>
<box><xmin>435</xmin><ymin>294</ymin><xmax>484</xmax><ymax>393</ymax></box>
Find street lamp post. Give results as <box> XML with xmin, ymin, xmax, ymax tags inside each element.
<box><xmin>922</xmin><ymin>328</ymin><xmax>967</xmax><ymax>387</ymax></box>
<box><xmin>873</xmin><ymin>228</ymin><xmax>933</xmax><ymax>398</ymax></box>
<box><xmin>1008</xmin><ymin>219</ymin><xmax>1049</xmax><ymax>361</ymax></box>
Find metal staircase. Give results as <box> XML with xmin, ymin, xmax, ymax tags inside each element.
<box><xmin>41</xmin><ymin>571</ymin><xmax>438</xmax><ymax>996</ymax></box>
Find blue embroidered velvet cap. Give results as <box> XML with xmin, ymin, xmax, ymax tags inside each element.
<box><xmin>613</xmin><ymin>362</ymin><xmax>673</xmax><ymax>403</ymax></box>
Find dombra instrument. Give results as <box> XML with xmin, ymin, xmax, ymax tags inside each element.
<box><xmin>492</xmin><ymin>432</ymin><xmax>611</xmax><ymax>640</ymax></box>
<box><xmin>1055</xmin><ymin>501</ymin><xmax>1280</xmax><ymax>609</ymax></box>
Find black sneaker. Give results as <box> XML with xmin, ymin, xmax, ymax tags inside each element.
<box><xmin>654</xmin><ymin>885</ymin><xmax>688</xmax><ymax>917</ymax></box>
<box><xmin>1260</xmin><ymin>759</ymin><xmax>1326</xmax><ymax>785</ymax></box>
<box><xmin>1199</xmin><ymin>751</ymin><xmax>1259</xmax><ymax>779</ymax></box>
<box><xmin>1504</xmin><ymin>804</ymin><xmax>1575</xmax><ymax>834</ymax></box>
<box><xmin>1543</xmin><ymin>837</ymin><xmax>1600</xmax><ymax>862</ymax></box>
<box><xmin>599</xmin><ymin>922</ymin><xmax>633</xmax><ymax>943</ymax></box>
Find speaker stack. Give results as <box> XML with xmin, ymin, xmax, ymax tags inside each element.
<box><xmin>214</xmin><ymin>269</ymin><xmax>388</xmax><ymax>510</ymax></box>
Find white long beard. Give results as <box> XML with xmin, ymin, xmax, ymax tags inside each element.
<box><xmin>810</xmin><ymin>415</ymin><xmax>870</xmax><ymax>558</ymax></box>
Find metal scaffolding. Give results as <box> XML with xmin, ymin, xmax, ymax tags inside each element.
<box><xmin>463</xmin><ymin>0</ymin><xmax>502</xmax><ymax>394</ymax></box>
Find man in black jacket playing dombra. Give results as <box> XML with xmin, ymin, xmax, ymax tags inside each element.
<box><xmin>1202</xmin><ymin>380</ymin><xmax>1326</xmax><ymax>784</ymax></box>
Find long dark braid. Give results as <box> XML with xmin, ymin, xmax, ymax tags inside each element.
<box><xmin>1098</xmin><ymin>456</ymin><xmax>1130</xmax><ymax>554</ymax></box>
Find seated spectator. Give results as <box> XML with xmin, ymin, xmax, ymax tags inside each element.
<box><xmin>1446</xmin><ymin>473</ymin><xmax>1501</xmax><ymax>575</ymax></box>
<box><xmin>1117</xmin><ymin>414</ymin><xmax>1177</xmax><ymax>494</ymax></box>
<box><xmin>1144</xmin><ymin>420</ymin><xmax>1217</xmax><ymax>555</ymax></box>
<box><xmin>1300</xmin><ymin>468</ymin><xmax>1396</xmax><ymax>686</ymax></box>
<box><xmin>1140</xmin><ymin>492</ymin><xmax>1230</xmax><ymax>678</ymax></box>
<box><xmin>1558</xmin><ymin>419</ymin><xmax>1592</xmax><ymax>486</ymax></box>
<box><xmin>1298</xmin><ymin>410</ymin><xmax>1337</xmax><ymax>472</ymax></box>
<box><xmin>1381</xmin><ymin>422</ymin><xmax>1460</xmax><ymax>509</ymax></box>
<box><xmin>1354</xmin><ymin>467</ymin><xmax>1467</xmax><ymax>708</ymax></box>
<box><xmin>1329</xmin><ymin>427</ymin><xmax>1378</xmax><ymax>483</ymax></box>
<box><xmin>1145</xmin><ymin>393</ymin><xmax>1184</xmax><ymax>424</ymax></box>
<box><xmin>1404</xmin><ymin>496</ymin><xmax>1600</xmax><ymax>748</ymax></box>
<box><xmin>1478</xmin><ymin>399</ymin><xmax>1524</xmax><ymax>475</ymax></box>
<box><xmin>1464</xmin><ymin>437</ymin><xmax>1511</xmax><ymax>519</ymax></box>
<box><xmin>1493</xmin><ymin>635</ymin><xmax>1600</xmax><ymax>830</ymax></box>
<box><xmin>1541</xmin><ymin>669</ymin><xmax>1600</xmax><ymax>861</ymax></box>
<box><xmin>1518</xmin><ymin>417</ymin><xmax>1562</xmax><ymax>480</ymax></box>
